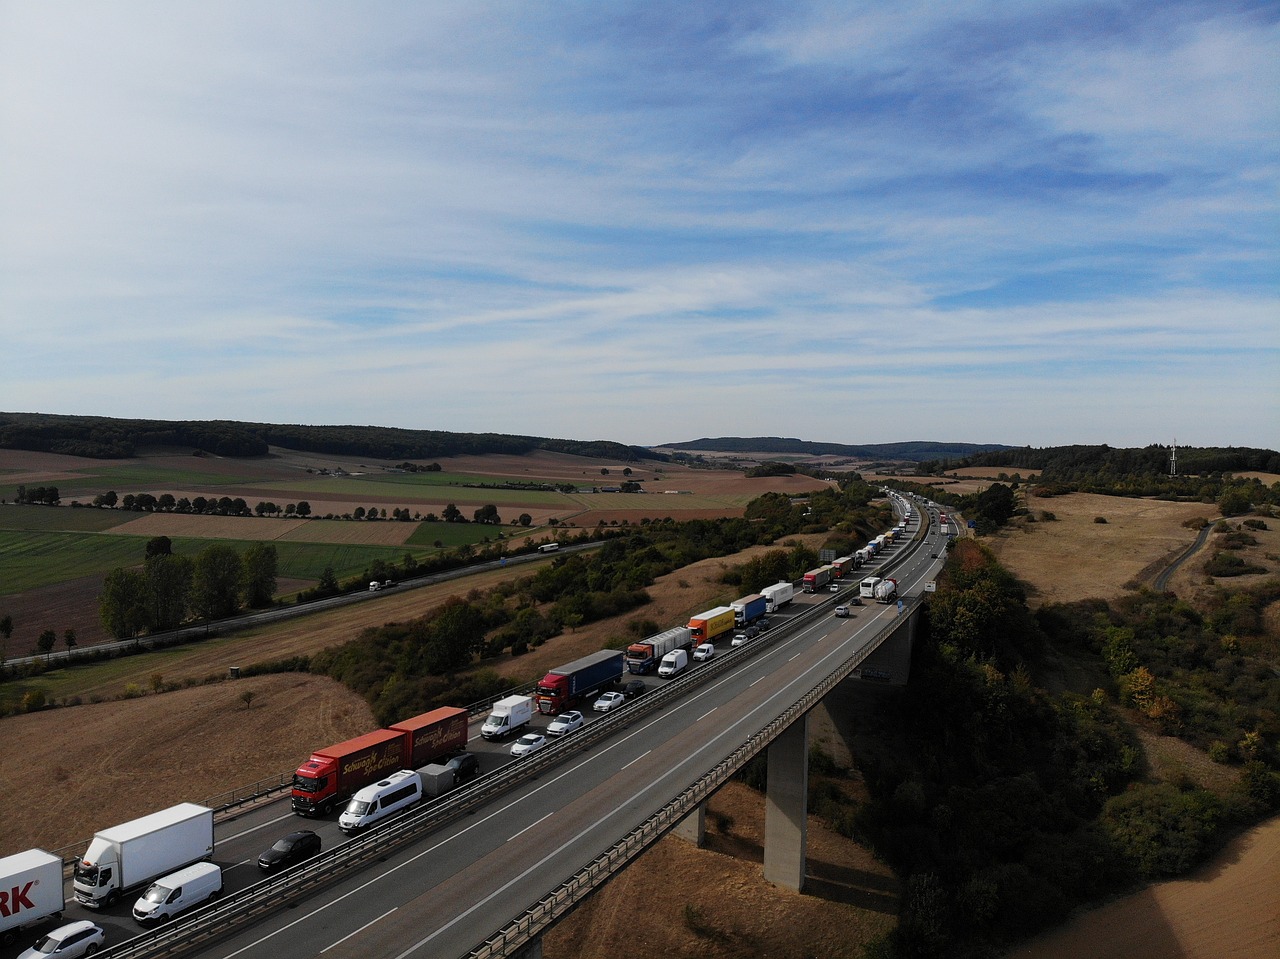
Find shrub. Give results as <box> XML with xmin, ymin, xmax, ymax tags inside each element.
<box><xmin>1094</xmin><ymin>516</ymin><xmax>1108</xmax><ymax>524</ymax></box>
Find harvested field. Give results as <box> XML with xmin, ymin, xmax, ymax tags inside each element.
<box><xmin>984</xmin><ymin>491</ymin><xmax>1218</xmax><ymax>607</ymax></box>
<box><xmin>0</xmin><ymin>673</ymin><xmax>374</xmax><ymax>854</ymax></box>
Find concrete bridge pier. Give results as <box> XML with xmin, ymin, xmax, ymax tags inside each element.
<box><xmin>674</xmin><ymin>802</ymin><xmax>706</xmax><ymax>846</ymax></box>
<box><xmin>762</xmin><ymin>712</ymin><xmax>808</xmax><ymax>891</ymax></box>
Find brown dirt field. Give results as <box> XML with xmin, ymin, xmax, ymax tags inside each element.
<box><xmin>0</xmin><ymin>673</ymin><xmax>374</xmax><ymax>855</ymax></box>
<box><xmin>983</xmin><ymin>491</ymin><xmax>1221</xmax><ymax>607</ymax></box>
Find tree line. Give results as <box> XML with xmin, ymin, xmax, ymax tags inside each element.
<box><xmin>98</xmin><ymin>537</ymin><xmax>278</xmax><ymax>638</ymax></box>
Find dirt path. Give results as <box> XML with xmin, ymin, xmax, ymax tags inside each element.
<box><xmin>1006</xmin><ymin>815</ymin><xmax>1280</xmax><ymax>959</ymax></box>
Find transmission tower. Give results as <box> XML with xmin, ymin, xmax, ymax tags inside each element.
<box><xmin>1170</xmin><ymin>438</ymin><xmax>1178</xmax><ymax>477</ymax></box>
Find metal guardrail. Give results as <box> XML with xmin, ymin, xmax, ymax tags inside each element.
<box><xmin>466</xmin><ymin>599</ymin><xmax>919</xmax><ymax>958</ymax></box>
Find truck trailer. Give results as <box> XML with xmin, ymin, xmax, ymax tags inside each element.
<box><xmin>830</xmin><ymin>557</ymin><xmax>853</xmax><ymax>579</ymax></box>
<box><xmin>687</xmin><ymin>606</ymin><xmax>736</xmax><ymax>644</ymax></box>
<box><xmin>388</xmin><ymin>706</ymin><xmax>469</xmax><ymax>768</ymax></box>
<box><xmin>761</xmin><ymin>582</ymin><xmax>795</xmax><ymax>612</ymax></box>
<box><xmin>534</xmin><ymin>649</ymin><xmax>625</xmax><ymax>714</ymax></box>
<box><xmin>0</xmin><ymin>849</ymin><xmax>64</xmax><ymax>946</ymax></box>
<box><xmin>624</xmin><ymin>626</ymin><xmax>692</xmax><ymax>674</ymax></box>
<box><xmin>730</xmin><ymin>593</ymin><xmax>767</xmax><ymax>626</ymax></box>
<box><xmin>73</xmin><ymin>803</ymin><xmax>214</xmax><ymax>909</ymax></box>
<box><xmin>802</xmin><ymin>566</ymin><xmax>832</xmax><ymax>592</ymax></box>
<box><xmin>292</xmin><ymin>729</ymin><xmax>406</xmax><ymax>816</ymax></box>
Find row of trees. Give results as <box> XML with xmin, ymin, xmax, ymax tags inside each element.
<box><xmin>99</xmin><ymin>539</ymin><xmax>278</xmax><ymax>638</ymax></box>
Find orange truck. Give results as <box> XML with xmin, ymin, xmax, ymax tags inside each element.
<box><xmin>687</xmin><ymin>606</ymin><xmax>736</xmax><ymax>644</ymax></box>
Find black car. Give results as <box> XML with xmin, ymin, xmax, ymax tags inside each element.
<box><xmin>258</xmin><ymin>830</ymin><xmax>322</xmax><ymax>872</ymax></box>
<box><xmin>443</xmin><ymin>751</ymin><xmax>479</xmax><ymax>784</ymax></box>
<box><xmin>623</xmin><ymin>679</ymin><xmax>646</xmax><ymax>699</ymax></box>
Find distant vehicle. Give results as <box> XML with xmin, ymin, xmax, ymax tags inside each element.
<box><xmin>622</xmin><ymin>679</ymin><xmax>646</xmax><ymax>699</ymax></box>
<box><xmin>756</xmin><ymin>617</ymin><xmax>772</xmax><ymax>631</ymax></box>
<box><xmin>257</xmin><ymin>831</ymin><xmax>321</xmax><ymax>873</ymax></box>
<box><xmin>829</xmin><ymin>583</ymin><xmax>840</xmax><ymax>592</ymax></box>
<box><xmin>761</xmin><ymin>582</ymin><xmax>794</xmax><ymax>612</ymax></box>
<box><xmin>510</xmin><ymin>733</ymin><xmax>547</xmax><ymax>758</ymax></box>
<box><xmin>546</xmin><ymin>711</ymin><xmax>585</xmax><ymax>737</ymax></box>
<box><xmin>419</xmin><ymin>752</ymin><xmax>480</xmax><ymax>799</ymax></box>
<box><xmin>368</xmin><ymin>580</ymin><xmax>393</xmax><ymax>591</ymax></box>
<box><xmin>931</xmin><ymin>553</ymin><xmax>938</xmax><ymax>559</ymax></box>
<box><xmin>592</xmin><ymin>691</ymin><xmax>626</xmax><ymax>712</ymax></box>
<box><xmin>537</xmin><ymin>542</ymin><xmax>560</xmax><ymax>553</ymax></box>
<box><xmin>17</xmin><ymin>921</ymin><xmax>104</xmax><ymax>959</ymax></box>
<box><xmin>834</xmin><ymin>605</ymin><xmax>853</xmax><ymax>618</ymax></box>
<box><xmin>731</xmin><ymin>632</ymin><xmax>750</xmax><ymax>647</ymax></box>
<box><xmin>692</xmin><ymin>643</ymin><xmax>715</xmax><ymax>661</ymax></box>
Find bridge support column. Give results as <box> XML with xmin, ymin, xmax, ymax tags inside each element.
<box><xmin>763</xmin><ymin>713</ymin><xmax>808</xmax><ymax>891</ymax></box>
<box><xmin>673</xmin><ymin>801</ymin><xmax>706</xmax><ymax>846</ymax></box>
<box><xmin>853</xmin><ymin>606</ymin><xmax>917</xmax><ymax>686</ymax></box>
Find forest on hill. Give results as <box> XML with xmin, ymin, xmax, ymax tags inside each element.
<box><xmin>0</xmin><ymin>412</ymin><xmax>659</xmax><ymax>463</ymax></box>
<box><xmin>662</xmin><ymin>436</ymin><xmax>1013</xmax><ymax>461</ymax></box>
<box><xmin>925</xmin><ymin>443</ymin><xmax>1280</xmax><ymax>481</ymax></box>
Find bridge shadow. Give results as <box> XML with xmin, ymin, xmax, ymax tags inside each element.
<box><xmin>705</xmin><ymin>832</ymin><xmax>900</xmax><ymax>915</ymax></box>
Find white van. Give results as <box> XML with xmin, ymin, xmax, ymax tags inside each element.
<box><xmin>339</xmin><ymin>769</ymin><xmax>422</xmax><ymax>834</ymax></box>
<box><xmin>131</xmin><ymin>862</ymin><xmax>222</xmax><ymax>926</ymax></box>
<box><xmin>657</xmin><ymin>648</ymin><xmax>688</xmax><ymax>678</ymax></box>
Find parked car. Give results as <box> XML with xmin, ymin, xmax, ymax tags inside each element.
<box><xmin>18</xmin><ymin>921</ymin><xmax>104</xmax><ymax>959</ymax></box>
<box><xmin>546</xmin><ymin>711</ymin><xmax>584</xmax><ymax>737</ymax></box>
<box><xmin>692</xmin><ymin>643</ymin><xmax>715</xmax><ymax>661</ymax></box>
<box><xmin>510</xmin><ymin>733</ymin><xmax>547</xmax><ymax>758</ymax></box>
<box><xmin>593</xmin><ymin>691</ymin><xmax>626</xmax><ymax>712</ymax></box>
<box><xmin>622</xmin><ymin>679</ymin><xmax>646</xmax><ymax>699</ymax></box>
<box><xmin>258</xmin><ymin>830</ymin><xmax>322</xmax><ymax>872</ymax></box>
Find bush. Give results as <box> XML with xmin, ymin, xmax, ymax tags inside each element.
<box><xmin>1094</xmin><ymin>516</ymin><xmax>1108</xmax><ymax>524</ymax></box>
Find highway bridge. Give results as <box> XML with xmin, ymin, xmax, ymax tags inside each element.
<box><xmin>22</xmin><ymin>496</ymin><xmax>952</xmax><ymax>959</ymax></box>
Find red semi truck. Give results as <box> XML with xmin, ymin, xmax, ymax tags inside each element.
<box><xmin>534</xmin><ymin>649</ymin><xmax>625</xmax><ymax>714</ymax></box>
<box><xmin>291</xmin><ymin>706</ymin><xmax>468</xmax><ymax>816</ymax></box>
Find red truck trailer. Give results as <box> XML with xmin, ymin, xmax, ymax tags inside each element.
<box><xmin>389</xmin><ymin>706</ymin><xmax>469</xmax><ymax>768</ymax></box>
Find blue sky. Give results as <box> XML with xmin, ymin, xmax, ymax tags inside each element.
<box><xmin>1</xmin><ymin>1</ymin><xmax>1276</xmax><ymax>449</ymax></box>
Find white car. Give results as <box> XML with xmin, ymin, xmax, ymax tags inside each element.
<box><xmin>510</xmin><ymin>732</ymin><xmax>547</xmax><ymax>757</ymax></box>
<box><xmin>19</xmin><ymin>921</ymin><xmax>105</xmax><ymax>959</ymax></box>
<box><xmin>593</xmin><ymin>691</ymin><xmax>626</xmax><ymax>712</ymax></box>
<box><xmin>731</xmin><ymin>632</ymin><xmax>752</xmax><ymax>647</ymax></box>
<box><xmin>546</xmin><ymin>711</ymin><xmax>584</xmax><ymax>737</ymax></box>
<box><xmin>693</xmin><ymin>643</ymin><xmax>715</xmax><ymax>661</ymax></box>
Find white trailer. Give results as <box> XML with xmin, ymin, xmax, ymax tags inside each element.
<box><xmin>73</xmin><ymin>803</ymin><xmax>214</xmax><ymax>909</ymax></box>
<box><xmin>0</xmin><ymin>849</ymin><xmax>64</xmax><ymax>946</ymax></box>
<box><xmin>761</xmin><ymin>582</ymin><xmax>795</xmax><ymax>612</ymax></box>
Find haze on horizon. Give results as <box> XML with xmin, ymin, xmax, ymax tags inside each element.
<box><xmin>1</xmin><ymin>2</ymin><xmax>1276</xmax><ymax>450</ymax></box>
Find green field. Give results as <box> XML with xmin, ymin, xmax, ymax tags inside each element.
<box><xmin>11</xmin><ymin>464</ymin><xmax>261</xmax><ymax>500</ymax></box>
<box><xmin>0</xmin><ymin>504</ymin><xmax>133</xmax><ymax>533</ymax></box>
<box><xmin>0</xmin><ymin>531</ymin><xmax>151</xmax><ymax>592</ymax></box>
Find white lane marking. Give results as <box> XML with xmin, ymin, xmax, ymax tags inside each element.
<box><xmin>509</xmin><ymin>811</ymin><xmax>554</xmax><ymax>842</ymax></box>
<box><xmin>319</xmin><ymin>907</ymin><xmax>397</xmax><ymax>953</ymax></box>
<box><xmin>223</xmin><ymin>811</ymin><xmax>296</xmax><ymax>843</ymax></box>
<box><xmin>697</xmin><ymin>707</ymin><xmax>717</xmax><ymax>722</ymax></box>
<box><xmin>621</xmin><ymin>750</ymin><xmax>651</xmax><ymax>771</ymax></box>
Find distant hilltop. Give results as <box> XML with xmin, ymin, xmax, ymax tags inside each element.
<box><xmin>0</xmin><ymin>412</ymin><xmax>661</xmax><ymax>463</ymax></box>
<box><xmin>658</xmin><ymin>437</ymin><xmax>1015</xmax><ymax>462</ymax></box>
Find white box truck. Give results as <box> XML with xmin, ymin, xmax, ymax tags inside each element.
<box><xmin>0</xmin><ymin>849</ymin><xmax>64</xmax><ymax>947</ymax></box>
<box><xmin>481</xmin><ymin>695</ymin><xmax>534</xmax><ymax>740</ymax></box>
<box><xmin>73</xmin><ymin>803</ymin><xmax>214</xmax><ymax>909</ymax></box>
<box><xmin>761</xmin><ymin>582</ymin><xmax>794</xmax><ymax>613</ymax></box>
